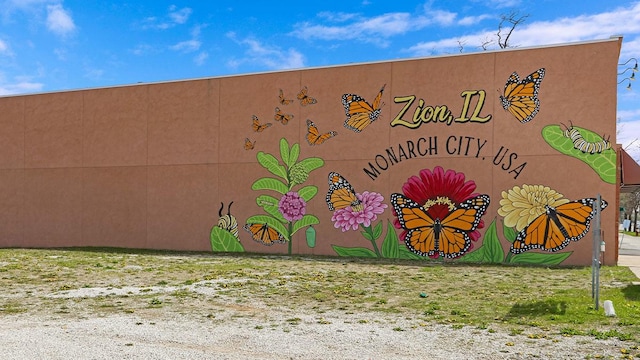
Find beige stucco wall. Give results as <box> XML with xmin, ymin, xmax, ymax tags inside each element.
<box><xmin>0</xmin><ymin>38</ymin><xmax>621</xmax><ymax>266</ymax></box>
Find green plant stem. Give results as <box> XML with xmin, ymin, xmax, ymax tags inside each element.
<box><xmin>362</xmin><ymin>225</ymin><xmax>381</xmax><ymax>258</ymax></box>
<box><xmin>287</xmin><ymin>222</ymin><xmax>293</xmax><ymax>255</ymax></box>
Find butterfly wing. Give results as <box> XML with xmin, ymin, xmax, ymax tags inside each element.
<box><xmin>274</xmin><ymin>107</ymin><xmax>293</xmax><ymax>125</ymax></box>
<box><xmin>342</xmin><ymin>85</ymin><xmax>386</xmax><ymax>133</ymax></box>
<box><xmin>279</xmin><ymin>89</ymin><xmax>294</xmax><ymax>105</ymax></box>
<box><xmin>243</xmin><ymin>223</ymin><xmax>286</xmax><ymax>245</ymax></box>
<box><xmin>252</xmin><ymin>115</ymin><xmax>272</xmax><ymax>132</ymax></box>
<box><xmin>326</xmin><ymin>172</ymin><xmax>362</xmax><ymax>211</ymax></box>
<box><xmin>297</xmin><ymin>86</ymin><xmax>317</xmax><ymax>106</ymax></box>
<box><xmin>500</xmin><ymin>68</ymin><xmax>545</xmax><ymax>123</ymax></box>
<box><xmin>306</xmin><ymin>119</ymin><xmax>336</xmax><ymax>145</ymax></box>
<box><xmin>390</xmin><ymin>193</ymin><xmax>439</xmax><ymax>257</ymax></box>
<box><xmin>244</xmin><ymin>138</ymin><xmax>255</xmax><ymax>150</ymax></box>
<box><xmin>511</xmin><ymin>198</ymin><xmax>608</xmax><ymax>253</ymax></box>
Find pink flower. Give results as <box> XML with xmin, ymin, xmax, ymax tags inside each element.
<box><xmin>331</xmin><ymin>191</ymin><xmax>387</xmax><ymax>232</ymax></box>
<box><xmin>278</xmin><ymin>191</ymin><xmax>306</xmax><ymax>222</ymax></box>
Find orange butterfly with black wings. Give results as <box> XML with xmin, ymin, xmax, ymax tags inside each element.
<box><xmin>252</xmin><ymin>115</ymin><xmax>272</xmax><ymax>132</ymax></box>
<box><xmin>244</xmin><ymin>223</ymin><xmax>286</xmax><ymax>246</ymax></box>
<box><xmin>244</xmin><ymin>138</ymin><xmax>255</xmax><ymax>150</ymax></box>
<box><xmin>297</xmin><ymin>86</ymin><xmax>317</xmax><ymax>106</ymax></box>
<box><xmin>278</xmin><ymin>89</ymin><xmax>294</xmax><ymax>105</ymax></box>
<box><xmin>274</xmin><ymin>107</ymin><xmax>294</xmax><ymax>125</ymax></box>
<box><xmin>342</xmin><ymin>84</ymin><xmax>385</xmax><ymax>133</ymax></box>
<box><xmin>326</xmin><ymin>172</ymin><xmax>363</xmax><ymax>212</ymax></box>
<box><xmin>499</xmin><ymin>68</ymin><xmax>545</xmax><ymax>123</ymax></box>
<box><xmin>306</xmin><ymin>119</ymin><xmax>336</xmax><ymax>146</ymax></box>
<box><xmin>390</xmin><ymin>193</ymin><xmax>489</xmax><ymax>259</ymax></box>
<box><xmin>510</xmin><ymin>198</ymin><xmax>607</xmax><ymax>253</ymax></box>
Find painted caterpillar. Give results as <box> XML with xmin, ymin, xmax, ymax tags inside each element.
<box><xmin>217</xmin><ymin>201</ymin><xmax>239</xmax><ymax>239</ymax></box>
<box><xmin>561</xmin><ymin>122</ymin><xmax>611</xmax><ymax>154</ymax></box>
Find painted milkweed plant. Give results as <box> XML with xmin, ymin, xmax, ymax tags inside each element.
<box><xmin>244</xmin><ymin>138</ymin><xmax>324</xmax><ymax>254</ymax></box>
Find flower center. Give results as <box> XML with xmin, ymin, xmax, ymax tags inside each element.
<box><xmin>423</xmin><ymin>196</ymin><xmax>456</xmax><ymax>212</ymax></box>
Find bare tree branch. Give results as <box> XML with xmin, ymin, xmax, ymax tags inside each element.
<box><xmin>497</xmin><ymin>11</ymin><xmax>529</xmax><ymax>49</ymax></box>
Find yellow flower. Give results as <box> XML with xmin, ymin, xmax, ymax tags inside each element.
<box><xmin>497</xmin><ymin>185</ymin><xmax>569</xmax><ymax>231</ymax></box>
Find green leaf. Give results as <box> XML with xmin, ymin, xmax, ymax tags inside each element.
<box><xmin>245</xmin><ymin>215</ymin><xmax>289</xmax><ymax>240</ymax></box>
<box><xmin>372</xmin><ymin>221</ymin><xmax>383</xmax><ymax>240</ymax></box>
<box><xmin>481</xmin><ymin>218</ymin><xmax>504</xmax><ymax>263</ymax></box>
<box><xmin>542</xmin><ymin>125</ymin><xmax>616</xmax><ymax>184</ymax></box>
<box><xmin>503</xmin><ymin>222</ymin><xmax>517</xmax><ymax>243</ymax></box>
<box><xmin>332</xmin><ymin>246</ymin><xmax>377</xmax><ymax>258</ymax></box>
<box><xmin>288</xmin><ymin>143</ymin><xmax>300</xmax><ymax>168</ymax></box>
<box><xmin>257</xmin><ymin>152</ymin><xmax>288</xmax><ymax>180</ymax></box>
<box><xmin>510</xmin><ymin>251</ymin><xmax>572</xmax><ymax>265</ymax></box>
<box><xmin>296</xmin><ymin>157</ymin><xmax>324</xmax><ymax>174</ymax></box>
<box><xmin>256</xmin><ymin>195</ymin><xmax>286</xmax><ymax>222</ymax></box>
<box><xmin>397</xmin><ymin>246</ymin><xmax>428</xmax><ymax>260</ymax></box>
<box><xmin>457</xmin><ymin>246</ymin><xmax>486</xmax><ymax>263</ymax></box>
<box><xmin>361</xmin><ymin>230</ymin><xmax>373</xmax><ymax>241</ymax></box>
<box><xmin>210</xmin><ymin>226</ymin><xmax>245</xmax><ymax>252</ymax></box>
<box><xmin>297</xmin><ymin>185</ymin><xmax>318</xmax><ymax>202</ymax></box>
<box><xmin>381</xmin><ymin>220</ymin><xmax>400</xmax><ymax>259</ymax></box>
<box><xmin>251</xmin><ymin>177</ymin><xmax>288</xmax><ymax>194</ymax></box>
<box><xmin>279</xmin><ymin>138</ymin><xmax>290</xmax><ymax>168</ymax></box>
<box><xmin>291</xmin><ymin>215</ymin><xmax>320</xmax><ymax>236</ymax></box>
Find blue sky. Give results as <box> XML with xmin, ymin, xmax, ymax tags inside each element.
<box><xmin>1</xmin><ymin>0</ymin><xmax>640</xmax><ymax>159</ymax></box>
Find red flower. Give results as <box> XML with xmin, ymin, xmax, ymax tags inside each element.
<box><xmin>393</xmin><ymin>166</ymin><xmax>485</xmax><ymax>246</ymax></box>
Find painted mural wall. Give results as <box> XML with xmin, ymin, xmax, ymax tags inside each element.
<box><xmin>0</xmin><ymin>38</ymin><xmax>621</xmax><ymax>266</ymax></box>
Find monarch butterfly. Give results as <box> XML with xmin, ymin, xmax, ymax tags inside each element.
<box><xmin>243</xmin><ymin>222</ymin><xmax>286</xmax><ymax>246</ymax></box>
<box><xmin>306</xmin><ymin>119</ymin><xmax>337</xmax><ymax>146</ymax></box>
<box><xmin>217</xmin><ymin>202</ymin><xmax>239</xmax><ymax>240</ymax></box>
<box><xmin>510</xmin><ymin>198</ymin><xmax>608</xmax><ymax>254</ymax></box>
<box><xmin>390</xmin><ymin>193</ymin><xmax>490</xmax><ymax>259</ymax></box>
<box><xmin>297</xmin><ymin>86</ymin><xmax>317</xmax><ymax>106</ymax></box>
<box><xmin>499</xmin><ymin>68</ymin><xmax>545</xmax><ymax>123</ymax></box>
<box><xmin>561</xmin><ymin>122</ymin><xmax>611</xmax><ymax>154</ymax></box>
<box><xmin>252</xmin><ymin>115</ymin><xmax>272</xmax><ymax>132</ymax></box>
<box><xmin>342</xmin><ymin>84</ymin><xmax>386</xmax><ymax>133</ymax></box>
<box><xmin>326</xmin><ymin>172</ymin><xmax>363</xmax><ymax>212</ymax></box>
<box><xmin>244</xmin><ymin>138</ymin><xmax>255</xmax><ymax>150</ymax></box>
<box><xmin>274</xmin><ymin>107</ymin><xmax>294</xmax><ymax>125</ymax></box>
<box><xmin>278</xmin><ymin>89</ymin><xmax>294</xmax><ymax>105</ymax></box>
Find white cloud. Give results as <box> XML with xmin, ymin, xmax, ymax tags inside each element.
<box><xmin>141</xmin><ymin>6</ymin><xmax>192</xmax><ymax>30</ymax></box>
<box><xmin>194</xmin><ymin>52</ymin><xmax>208</xmax><ymax>66</ymax></box>
<box><xmin>170</xmin><ymin>39</ymin><xmax>201</xmax><ymax>53</ymax></box>
<box><xmin>0</xmin><ymin>80</ymin><xmax>43</xmax><ymax>95</ymax></box>
<box><xmin>226</xmin><ymin>33</ymin><xmax>305</xmax><ymax>70</ymax></box>
<box><xmin>0</xmin><ymin>38</ymin><xmax>11</xmax><ymax>55</ymax></box>
<box><xmin>46</xmin><ymin>4</ymin><xmax>75</xmax><ymax>36</ymax></box>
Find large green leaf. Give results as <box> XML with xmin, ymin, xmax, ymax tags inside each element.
<box><xmin>210</xmin><ymin>226</ymin><xmax>245</xmax><ymax>252</ymax></box>
<box><xmin>256</xmin><ymin>195</ymin><xmax>286</xmax><ymax>222</ymax></box>
<box><xmin>296</xmin><ymin>157</ymin><xmax>324</xmax><ymax>173</ymax></box>
<box><xmin>332</xmin><ymin>245</ymin><xmax>377</xmax><ymax>258</ymax></box>
<box><xmin>510</xmin><ymin>251</ymin><xmax>573</xmax><ymax>265</ymax></box>
<box><xmin>457</xmin><ymin>246</ymin><xmax>486</xmax><ymax>263</ymax></box>
<box><xmin>257</xmin><ymin>152</ymin><xmax>288</xmax><ymax>180</ymax></box>
<box><xmin>251</xmin><ymin>177</ymin><xmax>288</xmax><ymax>194</ymax></box>
<box><xmin>381</xmin><ymin>220</ymin><xmax>400</xmax><ymax>259</ymax></box>
<box><xmin>245</xmin><ymin>215</ymin><xmax>289</xmax><ymax>240</ymax></box>
<box><xmin>481</xmin><ymin>218</ymin><xmax>504</xmax><ymax>263</ymax></box>
<box><xmin>297</xmin><ymin>185</ymin><xmax>318</xmax><ymax>202</ymax></box>
<box><xmin>503</xmin><ymin>222</ymin><xmax>517</xmax><ymax>243</ymax></box>
<box><xmin>279</xmin><ymin>138</ymin><xmax>290</xmax><ymax>168</ymax></box>
<box><xmin>288</xmin><ymin>143</ymin><xmax>300</xmax><ymax>168</ymax></box>
<box><xmin>291</xmin><ymin>214</ymin><xmax>320</xmax><ymax>236</ymax></box>
<box><xmin>542</xmin><ymin>125</ymin><xmax>616</xmax><ymax>184</ymax></box>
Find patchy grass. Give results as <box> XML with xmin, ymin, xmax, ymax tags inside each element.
<box><xmin>0</xmin><ymin>248</ymin><xmax>639</xmax><ymax>344</ymax></box>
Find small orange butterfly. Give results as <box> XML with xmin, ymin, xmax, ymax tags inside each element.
<box><xmin>244</xmin><ymin>222</ymin><xmax>286</xmax><ymax>245</ymax></box>
<box><xmin>278</xmin><ymin>89</ymin><xmax>294</xmax><ymax>105</ymax></box>
<box><xmin>274</xmin><ymin>107</ymin><xmax>294</xmax><ymax>125</ymax></box>
<box><xmin>244</xmin><ymin>138</ymin><xmax>255</xmax><ymax>150</ymax></box>
<box><xmin>297</xmin><ymin>86</ymin><xmax>317</xmax><ymax>106</ymax></box>
<box><xmin>342</xmin><ymin>84</ymin><xmax>385</xmax><ymax>133</ymax></box>
<box><xmin>306</xmin><ymin>119</ymin><xmax>336</xmax><ymax>146</ymax></box>
<box><xmin>252</xmin><ymin>115</ymin><xmax>272</xmax><ymax>132</ymax></box>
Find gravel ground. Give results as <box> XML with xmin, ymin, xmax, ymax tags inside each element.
<box><xmin>0</xmin><ymin>309</ymin><xmax>628</xmax><ymax>359</ymax></box>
